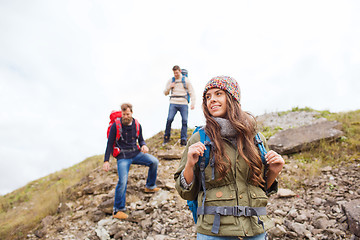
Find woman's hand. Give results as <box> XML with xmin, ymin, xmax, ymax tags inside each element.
<box><xmin>183</xmin><ymin>142</ymin><xmax>206</xmax><ymax>184</ymax></box>
<box><xmin>265</xmin><ymin>150</ymin><xmax>285</xmax><ymax>176</ymax></box>
<box><xmin>186</xmin><ymin>142</ymin><xmax>206</xmax><ymax>168</ymax></box>
<box><xmin>265</xmin><ymin>150</ymin><xmax>285</xmax><ymax>188</ymax></box>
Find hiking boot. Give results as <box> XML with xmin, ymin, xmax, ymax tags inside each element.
<box><xmin>113</xmin><ymin>211</ymin><xmax>128</xmax><ymax>219</ymax></box>
<box><xmin>144</xmin><ymin>187</ymin><xmax>160</xmax><ymax>193</ymax></box>
<box><xmin>180</xmin><ymin>139</ymin><xmax>187</xmax><ymax>146</ymax></box>
<box><xmin>162</xmin><ymin>136</ymin><xmax>170</xmax><ymax>146</ymax></box>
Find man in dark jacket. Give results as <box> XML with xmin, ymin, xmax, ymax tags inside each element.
<box><xmin>103</xmin><ymin>103</ymin><xmax>160</xmax><ymax>219</ymax></box>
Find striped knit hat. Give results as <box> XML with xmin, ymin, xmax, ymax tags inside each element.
<box><xmin>203</xmin><ymin>76</ymin><xmax>241</xmax><ymax>102</ymax></box>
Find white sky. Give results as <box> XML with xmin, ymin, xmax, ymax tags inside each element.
<box><xmin>1</xmin><ymin>0</ymin><xmax>359</xmax><ymax>195</ymax></box>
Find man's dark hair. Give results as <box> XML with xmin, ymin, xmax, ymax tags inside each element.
<box><xmin>172</xmin><ymin>65</ymin><xmax>181</xmax><ymax>71</ymax></box>
<box><xmin>121</xmin><ymin>103</ymin><xmax>133</xmax><ymax>112</ymax></box>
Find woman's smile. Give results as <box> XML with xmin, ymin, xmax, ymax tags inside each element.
<box><xmin>206</xmin><ymin>88</ymin><xmax>227</xmax><ymax>118</ymax></box>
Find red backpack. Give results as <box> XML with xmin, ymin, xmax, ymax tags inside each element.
<box><xmin>107</xmin><ymin>110</ymin><xmax>141</xmax><ymax>157</ymax></box>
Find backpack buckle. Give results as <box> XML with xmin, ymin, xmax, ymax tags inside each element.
<box><xmin>233</xmin><ymin>206</ymin><xmax>242</xmax><ymax>216</ymax></box>
<box><xmin>254</xmin><ymin>138</ymin><xmax>262</xmax><ymax>145</ymax></box>
<box><xmin>244</xmin><ymin>207</ymin><xmax>256</xmax><ymax>217</ymax></box>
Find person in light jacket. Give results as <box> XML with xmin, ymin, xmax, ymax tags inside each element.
<box><xmin>163</xmin><ymin>65</ymin><xmax>196</xmax><ymax>146</ymax></box>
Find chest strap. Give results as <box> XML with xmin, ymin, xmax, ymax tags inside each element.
<box><xmin>197</xmin><ymin>205</ymin><xmax>266</xmax><ymax>234</ymax></box>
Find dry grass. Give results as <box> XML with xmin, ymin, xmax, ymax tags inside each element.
<box><xmin>0</xmin><ymin>155</ymin><xmax>103</xmax><ymax>239</ymax></box>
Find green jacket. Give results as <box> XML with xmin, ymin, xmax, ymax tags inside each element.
<box><xmin>174</xmin><ymin>132</ymin><xmax>277</xmax><ymax>237</ymax></box>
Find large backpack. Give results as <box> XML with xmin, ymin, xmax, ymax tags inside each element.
<box><xmin>171</xmin><ymin>68</ymin><xmax>190</xmax><ymax>103</ymax></box>
<box><xmin>187</xmin><ymin>126</ymin><xmax>268</xmax><ymax>234</ymax></box>
<box><xmin>107</xmin><ymin>110</ymin><xmax>140</xmax><ymax>157</ymax></box>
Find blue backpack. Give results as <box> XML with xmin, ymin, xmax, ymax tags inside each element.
<box><xmin>171</xmin><ymin>69</ymin><xmax>190</xmax><ymax>103</ymax></box>
<box><xmin>187</xmin><ymin>126</ymin><xmax>268</xmax><ymax>224</ymax></box>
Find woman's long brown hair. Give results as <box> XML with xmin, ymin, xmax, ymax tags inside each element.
<box><xmin>202</xmin><ymin>91</ymin><xmax>265</xmax><ymax>187</ymax></box>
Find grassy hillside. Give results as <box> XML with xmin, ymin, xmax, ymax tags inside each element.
<box><xmin>0</xmin><ymin>109</ymin><xmax>359</xmax><ymax>239</ymax></box>
<box><xmin>0</xmin><ymin>155</ymin><xmax>103</xmax><ymax>239</ymax></box>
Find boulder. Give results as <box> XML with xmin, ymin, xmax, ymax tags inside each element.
<box><xmin>343</xmin><ymin>199</ymin><xmax>360</xmax><ymax>237</ymax></box>
<box><xmin>268</xmin><ymin>121</ymin><xmax>344</xmax><ymax>154</ymax></box>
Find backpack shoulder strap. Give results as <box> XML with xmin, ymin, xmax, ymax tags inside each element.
<box><xmin>181</xmin><ymin>76</ymin><xmax>187</xmax><ymax>90</ymax></box>
<box><xmin>114</xmin><ymin>118</ymin><xmax>122</xmax><ymax>141</ymax></box>
<box><xmin>254</xmin><ymin>133</ymin><xmax>267</xmax><ymax>165</ymax></box>
<box><xmin>254</xmin><ymin>132</ymin><xmax>269</xmax><ymax>193</ymax></box>
<box><xmin>172</xmin><ymin>77</ymin><xmax>175</xmax><ymax>82</ymax></box>
<box><xmin>198</xmin><ymin>128</ymin><xmax>210</xmax><ymax>168</ymax></box>
<box><xmin>134</xmin><ymin>118</ymin><xmax>140</xmax><ymax>138</ymax></box>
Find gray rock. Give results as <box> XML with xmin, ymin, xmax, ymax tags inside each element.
<box><xmin>274</xmin><ymin>209</ymin><xmax>287</xmax><ymax>217</ymax></box>
<box><xmin>140</xmin><ymin>218</ymin><xmax>152</xmax><ymax>229</ymax></box>
<box><xmin>165</xmin><ymin>181</ymin><xmax>176</xmax><ymax>190</ymax></box>
<box><xmin>41</xmin><ymin>215</ymin><xmax>55</xmax><ymax>228</ymax></box>
<box><xmin>268</xmin><ymin>121</ymin><xmax>344</xmax><ymax>154</ymax></box>
<box><xmin>95</xmin><ymin>226</ymin><xmax>110</xmax><ymax>240</ymax></box>
<box><xmin>295</xmin><ymin>214</ymin><xmax>308</xmax><ymax>222</ymax></box>
<box><xmin>157</xmin><ymin>149</ymin><xmax>183</xmax><ymax>160</ymax></box>
<box><xmin>154</xmin><ymin>234</ymin><xmax>168</xmax><ymax>240</ymax></box>
<box><xmin>90</xmin><ymin>210</ymin><xmax>106</xmax><ymax>222</ymax></box>
<box><xmin>57</xmin><ymin>202</ymin><xmax>71</xmax><ymax>213</ymax></box>
<box><xmin>284</xmin><ymin>220</ymin><xmax>312</xmax><ymax>238</ymax></box>
<box><xmin>288</xmin><ymin>209</ymin><xmax>298</xmax><ymax>219</ymax></box>
<box><xmin>313</xmin><ymin>197</ymin><xmax>323</xmax><ymax>206</ymax></box>
<box><xmin>277</xmin><ymin>188</ymin><xmax>297</xmax><ymax>198</ymax></box>
<box><xmin>343</xmin><ymin>199</ymin><xmax>360</xmax><ymax>237</ymax></box>
<box><xmin>98</xmin><ymin>199</ymin><xmax>114</xmax><ymax>214</ymax></box>
<box><xmin>34</xmin><ymin>228</ymin><xmax>46</xmax><ymax>238</ymax></box>
<box><xmin>313</xmin><ymin>217</ymin><xmax>328</xmax><ymax>229</ymax></box>
<box><xmin>268</xmin><ymin>225</ymin><xmax>287</xmax><ymax>237</ymax></box>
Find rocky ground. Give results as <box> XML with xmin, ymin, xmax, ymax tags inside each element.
<box><xmin>26</xmin><ymin>111</ymin><xmax>360</xmax><ymax>240</ymax></box>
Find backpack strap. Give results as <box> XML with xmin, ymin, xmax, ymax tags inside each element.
<box><xmin>197</xmin><ymin>127</ymin><xmax>216</xmax><ymax>222</ymax></box>
<box><xmin>254</xmin><ymin>133</ymin><xmax>268</xmax><ymax>194</ymax></box>
<box><xmin>114</xmin><ymin>118</ymin><xmax>123</xmax><ymax>141</ymax></box>
<box><xmin>181</xmin><ymin>76</ymin><xmax>187</xmax><ymax>90</ymax></box>
<box><xmin>182</xmin><ymin>76</ymin><xmax>190</xmax><ymax>103</ymax></box>
<box><xmin>134</xmin><ymin>118</ymin><xmax>140</xmax><ymax>138</ymax></box>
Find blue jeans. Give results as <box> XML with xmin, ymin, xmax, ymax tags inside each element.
<box><xmin>197</xmin><ymin>232</ymin><xmax>266</xmax><ymax>240</ymax></box>
<box><xmin>164</xmin><ymin>103</ymin><xmax>188</xmax><ymax>141</ymax></box>
<box><xmin>114</xmin><ymin>152</ymin><xmax>159</xmax><ymax>212</ymax></box>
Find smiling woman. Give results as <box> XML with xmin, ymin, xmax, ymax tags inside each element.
<box><xmin>174</xmin><ymin>76</ymin><xmax>285</xmax><ymax>240</ymax></box>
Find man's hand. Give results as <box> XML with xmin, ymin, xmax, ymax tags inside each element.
<box><xmin>141</xmin><ymin>145</ymin><xmax>149</xmax><ymax>153</ymax></box>
<box><xmin>103</xmin><ymin>161</ymin><xmax>110</xmax><ymax>172</ymax></box>
<box><xmin>190</xmin><ymin>103</ymin><xmax>195</xmax><ymax>110</ymax></box>
<box><xmin>170</xmin><ymin>82</ymin><xmax>175</xmax><ymax>89</ymax></box>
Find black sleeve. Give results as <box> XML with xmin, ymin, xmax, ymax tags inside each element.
<box><xmin>137</xmin><ymin>124</ymin><xmax>146</xmax><ymax>147</ymax></box>
<box><xmin>104</xmin><ymin>123</ymin><xmax>116</xmax><ymax>161</ymax></box>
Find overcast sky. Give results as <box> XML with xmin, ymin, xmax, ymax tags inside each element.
<box><xmin>1</xmin><ymin>0</ymin><xmax>359</xmax><ymax>195</ymax></box>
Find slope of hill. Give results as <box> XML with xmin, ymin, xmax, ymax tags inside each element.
<box><xmin>0</xmin><ymin>108</ymin><xmax>359</xmax><ymax>240</ymax></box>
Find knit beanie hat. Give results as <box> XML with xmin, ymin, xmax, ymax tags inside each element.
<box><xmin>203</xmin><ymin>76</ymin><xmax>241</xmax><ymax>103</ymax></box>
